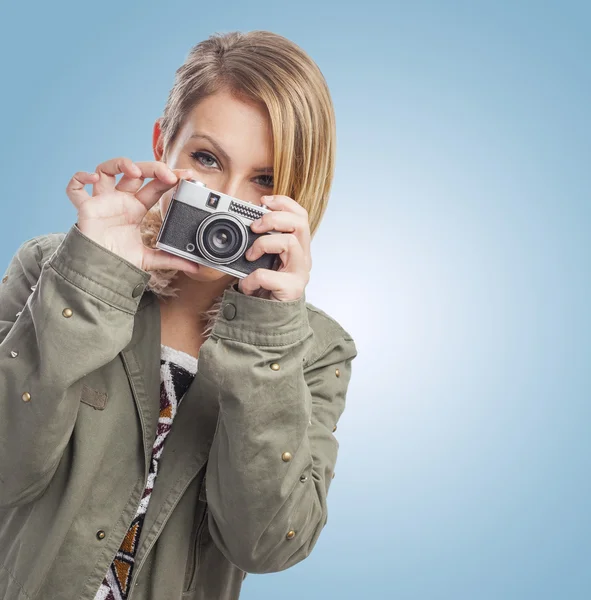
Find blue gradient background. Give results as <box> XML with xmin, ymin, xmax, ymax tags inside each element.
<box><xmin>1</xmin><ymin>1</ymin><xmax>590</xmax><ymax>599</ymax></box>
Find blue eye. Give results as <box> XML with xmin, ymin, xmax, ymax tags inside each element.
<box><xmin>255</xmin><ymin>175</ymin><xmax>274</xmax><ymax>188</ymax></box>
<box><xmin>191</xmin><ymin>151</ymin><xmax>219</xmax><ymax>168</ymax></box>
<box><xmin>192</xmin><ymin>151</ymin><xmax>273</xmax><ymax>189</ymax></box>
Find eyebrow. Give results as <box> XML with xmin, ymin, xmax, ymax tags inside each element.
<box><xmin>189</xmin><ymin>133</ymin><xmax>273</xmax><ymax>174</ymax></box>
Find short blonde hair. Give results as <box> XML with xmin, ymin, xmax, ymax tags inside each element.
<box><xmin>141</xmin><ymin>30</ymin><xmax>336</xmax><ymax>302</ymax></box>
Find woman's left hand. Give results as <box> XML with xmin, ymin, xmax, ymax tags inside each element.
<box><xmin>238</xmin><ymin>195</ymin><xmax>312</xmax><ymax>302</ymax></box>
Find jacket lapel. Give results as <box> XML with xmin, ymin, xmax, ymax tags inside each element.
<box><xmin>118</xmin><ymin>290</ymin><xmax>222</xmax><ymax>560</ymax></box>
<box><xmin>119</xmin><ymin>291</ymin><xmax>162</xmax><ymax>480</ymax></box>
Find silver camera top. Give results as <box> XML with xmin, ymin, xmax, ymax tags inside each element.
<box><xmin>174</xmin><ymin>178</ymin><xmax>272</xmax><ymax>222</ymax></box>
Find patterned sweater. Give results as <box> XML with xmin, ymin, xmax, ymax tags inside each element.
<box><xmin>94</xmin><ymin>344</ymin><xmax>198</xmax><ymax>600</ymax></box>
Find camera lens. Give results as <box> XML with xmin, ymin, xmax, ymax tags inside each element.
<box><xmin>197</xmin><ymin>214</ymin><xmax>248</xmax><ymax>264</ymax></box>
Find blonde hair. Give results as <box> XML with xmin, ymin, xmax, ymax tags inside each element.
<box><xmin>140</xmin><ymin>30</ymin><xmax>337</xmax><ymax>330</ymax></box>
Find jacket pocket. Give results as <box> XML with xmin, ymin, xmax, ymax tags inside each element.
<box><xmin>80</xmin><ymin>383</ymin><xmax>108</xmax><ymax>410</ymax></box>
<box><xmin>183</xmin><ymin>500</ymin><xmax>208</xmax><ymax>593</ymax></box>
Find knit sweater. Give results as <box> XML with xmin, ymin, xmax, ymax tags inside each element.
<box><xmin>93</xmin><ymin>344</ymin><xmax>198</xmax><ymax>600</ymax></box>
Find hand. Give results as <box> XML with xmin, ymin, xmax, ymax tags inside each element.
<box><xmin>238</xmin><ymin>195</ymin><xmax>312</xmax><ymax>302</ymax></box>
<box><xmin>66</xmin><ymin>157</ymin><xmax>202</xmax><ymax>273</ymax></box>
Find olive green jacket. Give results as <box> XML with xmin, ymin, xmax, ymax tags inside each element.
<box><xmin>0</xmin><ymin>223</ymin><xmax>357</xmax><ymax>600</ymax></box>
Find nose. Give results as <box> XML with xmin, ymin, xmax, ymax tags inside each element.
<box><xmin>215</xmin><ymin>177</ymin><xmax>243</xmax><ymax>200</ymax></box>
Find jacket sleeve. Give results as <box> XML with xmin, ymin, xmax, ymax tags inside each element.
<box><xmin>199</xmin><ymin>284</ymin><xmax>358</xmax><ymax>574</ymax></box>
<box><xmin>0</xmin><ymin>224</ymin><xmax>151</xmax><ymax>508</ymax></box>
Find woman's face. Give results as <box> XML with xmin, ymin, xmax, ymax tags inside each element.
<box><xmin>152</xmin><ymin>88</ymin><xmax>274</xmax><ymax>282</ymax></box>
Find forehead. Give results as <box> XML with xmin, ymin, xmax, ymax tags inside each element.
<box><xmin>177</xmin><ymin>90</ymin><xmax>274</xmax><ymax>162</ymax></box>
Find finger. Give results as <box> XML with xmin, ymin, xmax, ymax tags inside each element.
<box><xmin>92</xmin><ymin>157</ymin><xmax>141</xmax><ymax>197</ymax></box>
<box><xmin>66</xmin><ymin>171</ymin><xmax>100</xmax><ymax>209</ymax></box>
<box><xmin>170</xmin><ymin>168</ymin><xmax>201</xmax><ymax>182</ymax></box>
<box><xmin>107</xmin><ymin>160</ymin><xmax>178</xmax><ymax>207</ymax></box>
<box><xmin>132</xmin><ymin>164</ymin><xmax>179</xmax><ymax>211</ymax></box>
<box><xmin>251</xmin><ymin>210</ymin><xmax>311</xmax><ymax>257</ymax></box>
<box><xmin>133</xmin><ymin>160</ymin><xmax>178</xmax><ymax>183</ymax></box>
<box><xmin>246</xmin><ymin>232</ymin><xmax>308</xmax><ymax>274</ymax></box>
<box><xmin>239</xmin><ymin>268</ymin><xmax>303</xmax><ymax>301</ymax></box>
<box><xmin>261</xmin><ymin>195</ymin><xmax>309</xmax><ymax>219</ymax></box>
<box><xmin>134</xmin><ymin>167</ymin><xmax>202</xmax><ymax>212</ymax></box>
<box><xmin>115</xmin><ymin>167</ymin><xmax>146</xmax><ymax>195</ymax></box>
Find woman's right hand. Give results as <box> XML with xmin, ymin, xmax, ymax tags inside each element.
<box><xmin>66</xmin><ymin>157</ymin><xmax>201</xmax><ymax>274</ymax></box>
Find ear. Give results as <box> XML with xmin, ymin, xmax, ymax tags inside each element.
<box><xmin>152</xmin><ymin>118</ymin><xmax>165</xmax><ymax>161</ymax></box>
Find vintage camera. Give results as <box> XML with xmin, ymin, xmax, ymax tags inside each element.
<box><xmin>156</xmin><ymin>178</ymin><xmax>281</xmax><ymax>278</ymax></box>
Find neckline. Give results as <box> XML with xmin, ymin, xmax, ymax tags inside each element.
<box><xmin>160</xmin><ymin>343</ymin><xmax>198</xmax><ymax>373</ymax></box>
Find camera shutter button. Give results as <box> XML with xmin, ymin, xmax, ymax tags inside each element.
<box><xmin>222</xmin><ymin>303</ymin><xmax>236</xmax><ymax>320</ymax></box>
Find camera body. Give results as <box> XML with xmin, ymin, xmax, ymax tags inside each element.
<box><xmin>156</xmin><ymin>178</ymin><xmax>280</xmax><ymax>278</ymax></box>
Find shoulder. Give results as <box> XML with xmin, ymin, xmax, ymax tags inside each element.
<box><xmin>305</xmin><ymin>300</ymin><xmax>354</xmax><ymax>341</ymax></box>
<box><xmin>304</xmin><ymin>299</ymin><xmax>357</xmax><ymax>365</ymax></box>
<box><xmin>14</xmin><ymin>231</ymin><xmax>66</xmax><ymax>267</ymax></box>
<box><xmin>3</xmin><ymin>232</ymin><xmax>66</xmax><ymax>282</ymax></box>
<box><xmin>31</xmin><ymin>232</ymin><xmax>67</xmax><ymax>265</ymax></box>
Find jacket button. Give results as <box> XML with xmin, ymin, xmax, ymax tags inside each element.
<box><xmin>62</xmin><ymin>308</ymin><xmax>73</xmax><ymax>318</ymax></box>
<box><xmin>286</xmin><ymin>530</ymin><xmax>296</xmax><ymax>540</ymax></box>
<box><xmin>335</xmin><ymin>368</ymin><xmax>340</xmax><ymax>377</ymax></box>
<box><xmin>299</xmin><ymin>474</ymin><xmax>308</xmax><ymax>483</ymax></box>
<box><xmin>270</xmin><ymin>363</ymin><xmax>280</xmax><ymax>371</ymax></box>
<box><xmin>22</xmin><ymin>392</ymin><xmax>31</xmax><ymax>402</ymax></box>
<box><xmin>222</xmin><ymin>303</ymin><xmax>236</xmax><ymax>320</ymax></box>
<box><xmin>2</xmin><ymin>275</ymin><xmax>7</xmax><ymax>283</ymax></box>
<box><xmin>10</xmin><ymin>350</ymin><xmax>18</xmax><ymax>358</ymax></box>
<box><xmin>96</xmin><ymin>530</ymin><xmax>106</xmax><ymax>540</ymax></box>
<box><xmin>132</xmin><ymin>283</ymin><xmax>144</xmax><ymax>298</ymax></box>
<box><xmin>333</xmin><ymin>425</ymin><xmax>337</xmax><ymax>432</ymax></box>
<box><xmin>332</xmin><ymin>472</ymin><xmax>335</xmax><ymax>479</ymax></box>
<box><xmin>281</xmin><ymin>452</ymin><xmax>292</xmax><ymax>462</ymax></box>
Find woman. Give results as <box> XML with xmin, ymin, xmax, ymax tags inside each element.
<box><xmin>0</xmin><ymin>30</ymin><xmax>357</xmax><ymax>600</ymax></box>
